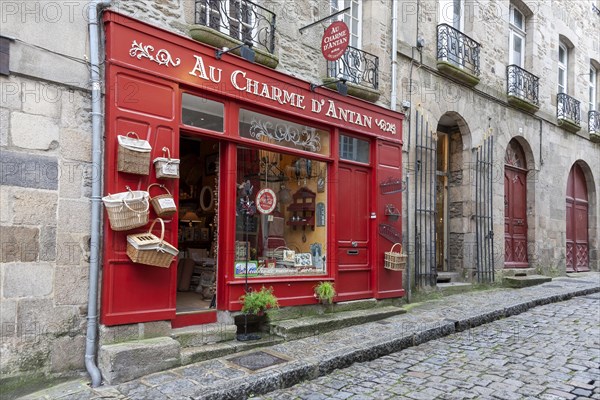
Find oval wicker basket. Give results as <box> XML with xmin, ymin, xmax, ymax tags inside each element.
<box><xmin>102</xmin><ymin>187</ymin><xmax>149</xmax><ymax>231</ymax></box>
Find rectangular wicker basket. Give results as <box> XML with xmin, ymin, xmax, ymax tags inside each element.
<box><xmin>127</xmin><ymin>218</ymin><xmax>179</xmax><ymax>267</ymax></box>
<box><xmin>102</xmin><ymin>187</ymin><xmax>149</xmax><ymax>231</ymax></box>
<box><xmin>384</xmin><ymin>243</ymin><xmax>407</xmax><ymax>271</ymax></box>
<box><xmin>117</xmin><ymin>132</ymin><xmax>152</xmax><ymax>175</ymax></box>
<box><xmin>153</xmin><ymin>147</ymin><xmax>180</xmax><ymax>179</ymax></box>
<box><xmin>148</xmin><ymin>183</ymin><xmax>177</xmax><ymax>218</ymax></box>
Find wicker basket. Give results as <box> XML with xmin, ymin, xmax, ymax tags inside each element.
<box><xmin>153</xmin><ymin>147</ymin><xmax>180</xmax><ymax>179</ymax></box>
<box><xmin>126</xmin><ymin>218</ymin><xmax>179</xmax><ymax>267</ymax></box>
<box><xmin>102</xmin><ymin>187</ymin><xmax>149</xmax><ymax>231</ymax></box>
<box><xmin>117</xmin><ymin>132</ymin><xmax>152</xmax><ymax>175</ymax></box>
<box><xmin>384</xmin><ymin>243</ymin><xmax>407</xmax><ymax>271</ymax></box>
<box><xmin>148</xmin><ymin>183</ymin><xmax>177</xmax><ymax>218</ymax></box>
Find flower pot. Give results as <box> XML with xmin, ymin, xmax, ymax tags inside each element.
<box><xmin>234</xmin><ymin>314</ymin><xmax>267</xmax><ymax>340</ymax></box>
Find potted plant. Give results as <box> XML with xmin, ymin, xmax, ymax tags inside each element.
<box><xmin>235</xmin><ymin>286</ymin><xmax>279</xmax><ymax>340</ymax></box>
<box><xmin>240</xmin><ymin>286</ymin><xmax>279</xmax><ymax>315</ymax></box>
<box><xmin>314</xmin><ymin>281</ymin><xmax>336</xmax><ymax>305</ymax></box>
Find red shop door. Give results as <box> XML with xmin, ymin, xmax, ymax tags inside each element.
<box><xmin>336</xmin><ymin>163</ymin><xmax>373</xmax><ymax>301</ymax></box>
<box><xmin>566</xmin><ymin>164</ymin><xmax>589</xmax><ymax>272</ymax></box>
<box><xmin>504</xmin><ymin>165</ymin><xmax>528</xmax><ymax>268</ymax></box>
<box><xmin>101</xmin><ymin>66</ymin><xmax>179</xmax><ymax>325</ymax></box>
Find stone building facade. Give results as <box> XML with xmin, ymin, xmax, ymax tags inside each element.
<box><xmin>0</xmin><ymin>0</ymin><xmax>598</xmax><ymax>388</ymax></box>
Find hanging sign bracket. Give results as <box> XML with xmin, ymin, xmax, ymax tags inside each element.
<box><xmin>299</xmin><ymin>7</ymin><xmax>350</xmax><ymax>34</ymax></box>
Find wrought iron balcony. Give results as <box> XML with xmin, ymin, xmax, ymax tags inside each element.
<box><xmin>557</xmin><ymin>93</ymin><xmax>581</xmax><ymax>125</ymax></box>
<box><xmin>327</xmin><ymin>45</ymin><xmax>379</xmax><ymax>91</ymax></box>
<box><xmin>507</xmin><ymin>65</ymin><xmax>539</xmax><ymax>107</ymax></box>
<box><xmin>437</xmin><ymin>23</ymin><xmax>481</xmax><ymax>77</ymax></box>
<box><xmin>195</xmin><ymin>0</ymin><xmax>276</xmax><ymax>54</ymax></box>
<box><xmin>589</xmin><ymin>110</ymin><xmax>599</xmax><ymax>135</ymax></box>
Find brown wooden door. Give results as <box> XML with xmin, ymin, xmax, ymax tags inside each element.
<box><xmin>566</xmin><ymin>164</ymin><xmax>589</xmax><ymax>272</ymax></box>
<box><xmin>336</xmin><ymin>163</ymin><xmax>372</xmax><ymax>300</ymax></box>
<box><xmin>504</xmin><ymin>166</ymin><xmax>528</xmax><ymax>268</ymax></box>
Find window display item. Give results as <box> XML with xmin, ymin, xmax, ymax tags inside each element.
<box><xmin>153</xmin><ymin>146</ymin><xmax>180</xmax><ymax>179</ymax></box>
<box><xmin>102</xmin><ymin>187</ymin><xmax>150</xmax><ymax>231</ymax></box>
<box><xmin>294</xmin><ymin>252</ymin><xmax>313</xmax><ymax>267</ymax></box>
<box><xmin>117</xmin><ymin>131</ymin><xmax>152</xmax><ymax>175</ymax></box>
<box><xmin>126</xmin><ymin>218</ymin><xmax>179</xmax><ymax>268</ymax></box>
<box><xmin>384</xmin><ymin>243</ymin><xmax>407</xmax><ymax>271</ymax></box>
<box><xmin>148</xmin><ymin>183</ymin><xmax>177</xmax><ymax>218</ymax></box>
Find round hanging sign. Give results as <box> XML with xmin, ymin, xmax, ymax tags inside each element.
<box><xmin>321</xmin><ymin>21</ymin><xmax>350</xmax><ymax>61</ymax></box>
<box><xmin>256</xmin><ymin>188</ymin><xmax>277</xmax><ymax>214</ymax></box>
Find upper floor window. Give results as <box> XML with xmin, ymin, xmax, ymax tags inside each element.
<box><xmin>509</xmin><ymin>5</ymin><xmax>525</xmax><ymax>67</ymax></box>
<box><xmin>330</xmin><ymin>0</ymin><xmax>362</xmax><ymax>48</ymax></box>
<box><xmin>590</xmin><ymin>65</ymin><xmax>598</xmax><ymax>111</ymax></box>
<box><xmin>558</xmin><ymin>42</ymin><xmax>568</xmax><ymax>94</ymax></box>
<box><xmin>439</xmin><ymin>0</ymin><xmax>463</xmax><ymax>31</ymax></box>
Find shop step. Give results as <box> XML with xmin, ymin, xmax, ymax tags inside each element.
<box><xmin>171</xmin><ymin>323</ymin><xmax>237</xmax><ymax>348</ymax></box>
<box><xmin>436</xmin><ymin>282</ymin><xmax>473</xmax><ymax>295</ymax></box>
<box><xmin>180</xmin><ymin>336</ymin><xmax>285</xmax><ymax>365</ymax></box>
<box><xmin>503</xmin><ymin>275</ymin><xmax>552</xmax><ymax>288</ymax></box>
<box><xmin>268</xmin><ymin>305</ymin><xmax>406</xmax><ymax>340</ymax></box>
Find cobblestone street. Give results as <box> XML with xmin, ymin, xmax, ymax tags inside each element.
<box><xmin>258</xmin><ymin>293</ymin><xmax>600</xmax><ymax>400</ymax></box>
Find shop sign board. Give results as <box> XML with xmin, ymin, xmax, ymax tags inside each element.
<box><xmin>321</xmin><ymin>21</ymin><xmax>349</xmax><ymax>61</ymax></box>
<box><xmin>105</xmin><ymin>13</ymin><xmax>403</xmax><ymax>141</ymax></box>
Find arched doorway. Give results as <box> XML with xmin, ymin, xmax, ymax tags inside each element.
<box><xmin>504</xmin><ymin>139</ymin><xmax>528</xmax><ymax>268</ymax></box>
<box><xmin>566</xmin><ymin>163</ymin><xmax>590</xmax><ymax>272</ymax></box>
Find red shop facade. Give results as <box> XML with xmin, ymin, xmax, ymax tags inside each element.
<box><xmin>101</xmin><ymin>12</ymin><xmax>405</xmax><ymax>328</ymax></box>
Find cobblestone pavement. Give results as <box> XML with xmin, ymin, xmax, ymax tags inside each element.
<box><xmin>257</xmin><ymin>293</ymin><xmax>600</xmax><ymax>400</ymax></box>
<box><xmin>20</xmin><ymin>273</ymin><xmax>600</xmax><ymax>400</ymax></box>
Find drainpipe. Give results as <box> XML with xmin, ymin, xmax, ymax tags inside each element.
<box><xmin>86</xmin><ymin>0</ymin><xmax>111</xmax><ymax>388</ymax></box>
<box><xmin>390</xmin><ymin>0</ymin><xmax>398</xmax><ymax>111</ymax></box>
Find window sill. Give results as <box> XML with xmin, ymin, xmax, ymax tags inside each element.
<box><xmin>321</xmin><ymin>77</ymin><xmax>381</xmax><ymax>103</ymax></box>
<box><xmin>188</xmin><ymin>25</ymin><xmax>279</xmax><ymax>69</ymax></box>
<box><xmin>436</xmin><ymin>60</ymin><xmax>480</xmax><ymax>87</ymax></box>
<box><xmin>557</xmin><ymin>117</ymin><xmax>581</xmax><ymax>133</ymax></box>
<box><xmin>507</xmin><ymin>95</ymin><xmax>540</xmax><ymax>114</ymax></box>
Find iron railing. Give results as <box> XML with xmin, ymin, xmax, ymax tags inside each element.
<box><xmin>507</xmin><ymin>65</ymin><xmax>539</xmax><ymax>106</ymax></box>
<box><xmin>437</xmin><ymin>23</ymin><xmax>481</xmax><ymax>76</ymax></box>
<box><xmin>590</xmin><ymin>110</ymin><xmax>600</xmax><ymax>134</ymax></box>
<box><xmin>195</xmin><ymin>0</ymin><xmax>276</xmax><ymax>54</ymax></box>
<box><xmin>327</xmin><ymin>45</ymin><xmax>379</xmax><ymax>91</ymax></box>
<box><xmin>557</xmin><ymin>93</ymin><xmax>581</xmax><ymax>125</ymax></box>
<box><xmin>593</xmin><ymin>4</ymin><xmax>600</xmax><ymax>17</ymax></box>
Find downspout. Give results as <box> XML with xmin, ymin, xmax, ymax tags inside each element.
<box><xmin>390</xmin><ymin>0</ymin><xmax>398</xmax><ymax>111</ymax></box>
<box><xmin>86</xmin><ymin>0</ymin><xmax>111</xmax><ymax>388</ymax></box>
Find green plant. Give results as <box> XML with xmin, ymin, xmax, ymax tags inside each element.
<box><xmin>314</xmin><ymin>281</ymin><xmax>336</xmax><ymax>304</ymax></box>
<box><xmin>240</xmin><ymin>286</ymin><xmax>279</xmax><ymax>315</ymax></box>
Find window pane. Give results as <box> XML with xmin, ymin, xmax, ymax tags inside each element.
<box><xmin>559</xmin><ymin>45</ymin><xmax>566</xmax><ymax>64</ymax></box>
<box><xmin>182</xmin><ymin>93</ymin><xmax>224</xmax><ymax>132</ymax></box>
<box><xmin>339</xmin><ymin>134</ymin><xmax>369</xmax><ymax>163</ymax></box>
<box><xmin>558</xmin><ymin>67</ymin><xmax>566</xmax><ymax>93</ymax></box>
<box><xmin>239</xmin><ymin>109</ymin><xmax>330</xmax><ymax>155</ymax></box>
<box><xmin>513</xmin><ymin>8</ymin><xmax>524</xmax><ymax>30</ymax></box>
<box><xmin>512</xmin><ymin>35</ymin><xmax>523</xmax><ymax>65</ymax></box>
<box><xmin>235</xmin><ymin>147</ymin><xmax>328</xmax><ymax>277</ymax></box>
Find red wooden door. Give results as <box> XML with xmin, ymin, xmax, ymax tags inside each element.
<box><xmin>504</xmin><ymin>141</ymin><xmax>528</xmax><ymax>268</ymax></box>
<box><xmin>101</xmin><ymin>66</ymin><xmax>180</xmax><ymax>325</ymax></box>
<box><xmin>336</xmin><ymin>163</ymin><xmax>372</xmax><ymax>300</ymax></box>
<box><xmin>566</xmin><ymin>164</ymin><xmax>589</xmax><ymax>272</ymax></box>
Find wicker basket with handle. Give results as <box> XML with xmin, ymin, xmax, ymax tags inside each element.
<box><xmin>102</xmin><ymin>186</ymin><xmax>149</xmax><ymax>231</ymax></box>
<box><xmin>384</xmin><ymin>243</ymin><xmax>407</xmax><ymax>271</ymax></box>
<box><xmin>117</xmin><ymin>132</ymin><xmax>152</xmax><ymax>175</ymax></box>
<box><xmin>148</xmin><ymin>183</ymin><xmax>177</xmax><ymax>218</ymax></box>
<box><xmin>126</xmin><ymin>218</ymin><xmax>179</xmax><ymax>268</ymax></box>
<box><xmin>153</xmin><ymin>147</ymin><xmax>180</xmax><ymax>179</ymax></box>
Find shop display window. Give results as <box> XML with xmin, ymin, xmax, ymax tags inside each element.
<box><xmin>239</xmin><ymin>109</ymin><xmax>330</xmax><ymax>155</ymax></box>
<box><xmin>235</xmin><ymin>147</ymin><xmax>328</xmax><ymax>277</ymax></box>
<box><xmin>182</xmin><ymin>93</ymin><xmax>224</xmax><ymax>132</ymax></box>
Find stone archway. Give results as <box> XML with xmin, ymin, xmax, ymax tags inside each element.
<box><xmin>435</xmin><ymin>112</ymin><xmax>473</xmax><ymax>278</ymax></box>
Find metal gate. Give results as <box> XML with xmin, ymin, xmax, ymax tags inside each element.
<box><xmin>474</xmin><ymin>134</ymin><xmax>495</xmax><ymax>283</ymax></box>
<box><xmin>414</xmin><ymin>111</ymin><xmax>437</xmax><ymax>286</ymax></box>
